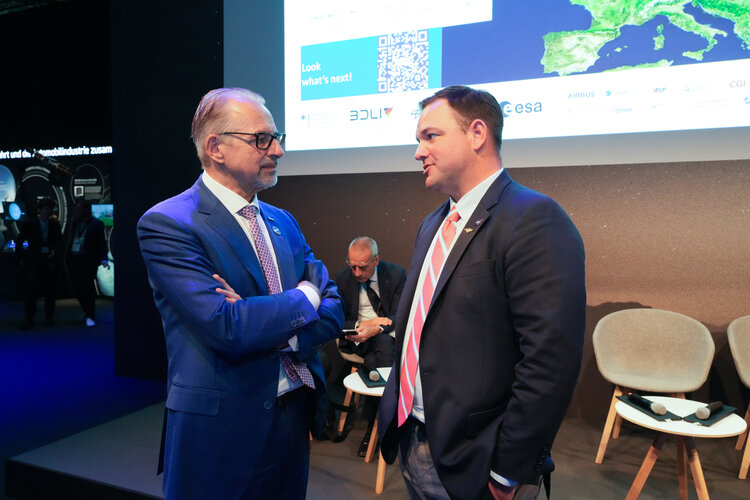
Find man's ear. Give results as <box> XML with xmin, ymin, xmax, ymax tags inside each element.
<box><xmin>468</xmin><ymin>119</ymin><xmax>489</xmax><ymax>152</ymax></box>
<box><xmin>204</xmin><ymin>135</ymin><xmax>224</xmax><ymax>164</ymax></box>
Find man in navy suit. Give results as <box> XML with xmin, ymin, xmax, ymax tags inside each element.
<box><xmin>334</xmin><ymin>236</ymin><xmax>406</xmax><ymax>455</ymax></box>
<box><xmin>138</xmin><ymin>88</ymin><xmax>343</xmax><ymax>499</ymax></box>
<box><xmin>378</xmin><ymin>86</ymin><xmax>586</xmax><ymax>500</ymax></box>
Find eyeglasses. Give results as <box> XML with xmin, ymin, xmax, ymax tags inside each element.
<box><xmin>220</xmin><ymin>131</ymin><xmax>286</xmax><ymax>150</ymax></box>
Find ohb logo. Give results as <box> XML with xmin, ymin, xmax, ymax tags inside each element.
<box><xmin>349</xmin><ymin>107</ymin><xmax>393</xmax><ymax>121</ymax></box>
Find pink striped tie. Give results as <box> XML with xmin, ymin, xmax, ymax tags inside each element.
<box><xmin>398</xmin><ymin>207</ymin><xmax>460</xmax><ymax>426</ymax></box>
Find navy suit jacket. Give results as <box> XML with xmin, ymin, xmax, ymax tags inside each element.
<box><xmin>378</xmin><ymin>170</ymin><xmax>586</xmax><ymax>499</ymax></box>
<box><xmin>334</xmin><ymin>260</ymin><xmax>406</xmax><ymax>335</ymax></box>
<box><xmin>137</xmin><ymin>177</ymin><xmax>343</xmax><ymax>499</ymax></box>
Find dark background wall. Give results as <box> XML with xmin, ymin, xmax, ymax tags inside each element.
<box><xmin>110</xmin><ymin>0</ymin><xmax>223</xmax><ymax>378</ymax></box>
<box><xmin>8</xmin><ymin>1</ymin><xmax>746</xmax><ymax>423</ymax></box>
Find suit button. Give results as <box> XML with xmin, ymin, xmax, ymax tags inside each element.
<box><xmin>263</xmin><ymin>400</ymin><xmax>273</xmax><ymax>410</ymax></box>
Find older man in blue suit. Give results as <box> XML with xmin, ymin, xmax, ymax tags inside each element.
<box><xmin>138</xmin><ymin>88</ymin><xmax>343</xmax><ymax>499</ymax></box>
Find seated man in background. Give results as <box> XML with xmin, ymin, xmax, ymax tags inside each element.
<box><xmin>335</xmin><ymin>236</ymin><xmax>406</xmax><ymax>456</ymax></box>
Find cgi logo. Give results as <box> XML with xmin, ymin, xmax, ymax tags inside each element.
<box><xmin>350</xmin><ymin>107</ymin><xmax>393</xmax><ymax>121</ymax></box>
<box><xmin>730</xmin><ymin>80</ymin><xmax>745</xmax><ymax>88</ymax></box>
<box><xmin>499</xmin><ymin>101</ymin><xmax>543</xmax><ymax>118</ymax></box>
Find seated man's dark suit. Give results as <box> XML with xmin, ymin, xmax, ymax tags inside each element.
<box><xmin>334</xmin><ymin>260</ymin><xmax>406</xmax><ymax>369</ymax></box>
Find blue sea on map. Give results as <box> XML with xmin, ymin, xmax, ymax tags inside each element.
<box><xmin>590</xmin><ymin>5</ymin><xmax>749</xmax><ymax>73</ymax></box>
<box><xmin>442</xmin><ymin>0</ymin><xmax>749</xmax><ymax>85</ymax></box>
<box><xmin>442</xmin><ymin>1</ymin><xmax>592</xmax><ymax>84</ymax></box>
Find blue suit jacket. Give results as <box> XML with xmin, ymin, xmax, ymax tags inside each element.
<box><xmin>137</xmin><ymin>177</ymin><xmax>343</xmax><ymax>498</ymax></box>
<box><xmin>378</xmin><ymin>170</ymin><xmax>586</xmax><ymax>499</ymax></box>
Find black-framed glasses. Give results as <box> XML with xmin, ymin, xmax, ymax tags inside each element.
<box><xmin>221</xmin><ymin>131</ymin><xmax>286</xmax><ymax>150</ymax></box>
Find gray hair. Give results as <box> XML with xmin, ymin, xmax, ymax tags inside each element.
<box><xmin>348</xmin><ymin>236</ymin><xmax>379</xmax><ymax>257</ymax></box>
<box><xmin>191</xmin><ymin>88</ymin><xmax>265</xmax><ymax>168</ymax></box>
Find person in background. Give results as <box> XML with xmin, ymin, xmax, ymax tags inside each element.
<box><xmin>17</xmin><ymin>198</ymin><xmax>62</xmax><ymax>328</ymax></box>
<box><xmin>66</xmin><ymin>199</ymin><xmax>108</xmax><ymax>327</ymax></box>
<box><xmin>334</xmin><ymin>236</ymin><xmax>406</xmax><ymax>456</ymax></box>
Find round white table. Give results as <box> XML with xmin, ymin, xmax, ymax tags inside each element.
<box><xmin>343</xmin><ymin>367</ymin><xmax>391</xmax><ymax>494</ymax></box>
<box><xmin>615</xmin><ymin>396</ymin><xmax>747</xmax><ymax>500</ymax></box>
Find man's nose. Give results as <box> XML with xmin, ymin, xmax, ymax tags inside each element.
<box><xmin>269</xmin><ymin>138</ymin><xmax>284</xmax><ymax>158</ymax></box>
<box><xmin>415</xmin><ymin>142</ymin><xmax>427</xmax><ymax>161</ymax></box>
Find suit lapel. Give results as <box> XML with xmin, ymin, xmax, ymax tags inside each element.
<box><xmin>348</xmin><ymin>273</ymin><xmax>362</xmax><ymax>318</ymax></box>
<box><xmin>194</xmin><ymin>179</ymin><xmax>269</xmax><ymax>294</ymax></box>
<box><xmin>430</xmin><ymin>172</ymin><xmax>511</xmax><ymax>310</ymax></box>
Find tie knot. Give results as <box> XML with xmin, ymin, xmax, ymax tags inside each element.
<box><xmin>447</xmin><ymin>208</ymin><xmax>460</xmax><ymax>223</ymax></box>
<box><xmin>238</xmin><ymin>205</ymin><xmax>256</xmax><ymax>220</ymax></box>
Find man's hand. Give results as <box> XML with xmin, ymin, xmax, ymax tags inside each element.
<box><xmin>344</xmin><ymin>316</ymin><xmax>393</xmax><ymax>342</ymax></box>
<box><xmin>488</xmin><ymin>478</ymin><xmax>517</xmax><ymax>500</ymax></box>
<box><xmin>213</xmin><ymin>273</ymin><xmax>241</xmax><ymax>303</ymax></box>
<box><xmin>345</xmin><ymin>324</ymin><xmax>381</xmax><ymax>342</ymax></box>
<box><xmin>358</xmin><ymin>317</ymin><xmax>392</xmax><ymax>328</ymax></box>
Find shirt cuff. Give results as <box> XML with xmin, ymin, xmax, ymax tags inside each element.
<box><xmin>296</xmin><ymin>282</ymin><xmax>321</xmax><ymax>310</ymax></box>
<box><xmin>288</xmin><ymin>335</ymin><xmax>299</xmax><ymax>351</ymax></box>
<box><xmin>490</xmin><ymin>471</ymin><xmax>517</xmax><ymax>488</ymax></box>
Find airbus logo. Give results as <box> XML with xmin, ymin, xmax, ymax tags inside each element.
<box><xmin>499</xmin><ymin>101</ymin><xmax>543</xmax><ymax>118</ymax></box>
<box><xmin>349</xmin><ymin>107</ymin><xmax>393</xmax><ymax>121</ymax></box>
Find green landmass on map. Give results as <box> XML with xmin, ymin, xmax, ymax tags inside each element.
<box><xmin>654</xmin><ymin>24</ymin><xmax>665</xmax><ymax>50</ymax></box>
<box><xmin>541</xmin><ymin>0</ymin><xmax>750</xmax><ymax>76</ymax></box>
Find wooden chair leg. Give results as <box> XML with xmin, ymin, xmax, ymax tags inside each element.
<box><xmin>338</xmin><ymin>366</ymin><xmax>359</xmax><ymax>432</ymax></box>
<box><xmin>677</xmin><ymin>436</ymin><xmax>688</xmax><ymax>500</ymax></box>
<box><xmin>365</xmin><ymin>416</ymin><xmax>379</xmax><ymax>463</ymax></box>
<box><xmin>375</xmin><ymin>451</ymin><xmax>387</xmax><ymax>494</ymax></box>
<box><xmin>625</xmin><ymin>432</ymin><xmax>666</xmax><ymax>500</ymax></box>
<box><xmin>595</xmin><ymin>386</ymin><xmax>623</xmax><ymax>464</ymax></box>
<box><xmin>740</xmin><ymin>426</ymin><xmax>750</xmax><ymax>480</ymax></box>
<box><xmin>736</xmin><ymin>405</ymin><xmax>750</xmax><ymax>451</ymax></box>
<box><xmin>612</xmin><ymin>413</ymin><xmax>623</xmax><ymax>440</ymax></box>
<box><xmin>685</xmin><ymin>437</ymin><xmax>710</xmax><ymax>500</ymax></box>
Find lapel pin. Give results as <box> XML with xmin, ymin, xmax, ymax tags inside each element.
<box><xmin>272</xmin><ymin>226</ymin><xmax>282</xmax><ymax>235</ymax></box>
<box><xmin>474</xmin><ymin>219</ymin><xmax>484</xmax><ymax>226</ymax></box>
<box><xmin>464</xmin><ymin>228</ymin><xmax>473</xmax><ymax>233</ymax></box>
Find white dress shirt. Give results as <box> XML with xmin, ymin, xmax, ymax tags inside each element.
<box><xmin>201</xmin><ymin>172</ymin><xmax>319</xmax><ymax>395</ymax></box>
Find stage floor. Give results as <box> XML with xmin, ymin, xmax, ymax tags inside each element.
<box><xmin>7</xmin><ymin>403</ymin><xmax>750</xmax><ymax>499</ymax></box>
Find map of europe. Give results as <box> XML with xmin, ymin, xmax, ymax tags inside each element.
<box><xmin>440</xmin><ymin>0</ymin><xmax>749</xmax><ymax>85</ymax></box>
<box><xmin>542</xmin><ymin>0</ymin><xmax>750</xmax><ymax>76</ymax></box>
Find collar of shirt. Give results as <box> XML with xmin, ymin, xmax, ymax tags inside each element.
<box><xmin>201</xmin><ymin>171</ymin><xmax>258</xmax><ymax>213</ymax></box>
<box><xmin>450</xmin><ymin>168</ymin><xmax>503</xmax><ymax>233</ymax></box>
<box><xmin>368</xmin><ymin>267</ymin><xmax>379</xmax><ymax>285</ymax></box>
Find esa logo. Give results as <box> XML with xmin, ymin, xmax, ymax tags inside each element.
<box><xmin>499</xmin><ymin>101</ymin><xmax>543</xmax><ymax>118</ymax></box>
<box><xmin>349</xmin><ymin>107</ymin><xmax>393</xmax><ymax>121</ymax></box>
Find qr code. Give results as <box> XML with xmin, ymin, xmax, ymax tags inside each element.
<box><xmin>377</xmin><ymin>30</ymin><xmax>429</xmax><ymax>93</ymax></box>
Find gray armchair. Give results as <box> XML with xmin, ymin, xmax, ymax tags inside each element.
<box><xmin>593</xmin><ymin>308</ymin><xmax>714</xmax><ymax>464</ymax></box>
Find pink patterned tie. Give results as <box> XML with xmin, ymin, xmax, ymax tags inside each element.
<box><xmin>238</xmin><ymin>205</ymin><xmax>315</xmax><ymax>389</ymax></box>
<box><xmin>398</xmin><ymin>207</ymin><xmax>460</xmax><ymax>426</ymax></box>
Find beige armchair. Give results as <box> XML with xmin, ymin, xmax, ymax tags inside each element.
<box><xmin>593</xmin><ymin>308</ymin><xmax>714</xmax><ymax>464</ymax></box>
<box><xmin>727</xmin><ymin>315</ymin><xmax>750</xmax><ymax>479</ymax></box>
